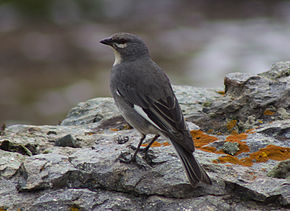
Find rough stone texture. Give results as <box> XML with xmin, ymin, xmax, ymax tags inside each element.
<box><xmin>0</xmin><ymin>62</ymin><xmax>289</xmax><ymax>210</ymax></box>
<box><xmin>54</xmin><ymin>134</ymin><xmax>80</xmax><ymax>148</ymax></box>
<box><xmin>267</xmin><ymin>159</ymin><xmax>290</xmax><ymax>180</ymax></box>
<box><xmin>61</xmin><ymin>97</ymin><xmax>119</xmax><ymax>126</ymax></box>
<box><xmin>188</xmin><ymin>61</ymin><xmax>290</xmax><ymax>134</ymax></box>
<box><xmin>222</xmin><ymin>141</ymin><xmax>239</xmax><ymax>155</ymax></box>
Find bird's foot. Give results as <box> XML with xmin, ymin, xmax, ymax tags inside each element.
<box><xmin>118</xmin><ymin>152</ymin><xmax>149</xmax><ymax>170</ymax></box>
<box><xmin>118</xmin><ymin>151</ymin><xmax>136</xmax><ymax>163</ymax></box>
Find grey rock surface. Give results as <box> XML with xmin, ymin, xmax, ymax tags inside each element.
<box><xmin>222</xmin><ymin>141</ymin><xmax>239</xmax><ymax>155</ymax></box>
<box><xmin>267</xmin><ymin>159</ymin><xmax>290</xmax><ymax>180</ymax></box>
<box><xmin>61</xmin><ymin>97</ymin><xmax>119</xmax><ymax>126</ymax></box>
<box><xmin>0</xmin><ymin>61</ymin><xmax>289</xmax><ymax>210</ymax></box>
<box><xmin>188</xmin><ymin>61</ymin><xmax>290</xmax><ymax>134</ymax></box>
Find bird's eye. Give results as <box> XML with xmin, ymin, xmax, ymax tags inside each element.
<box><xmin>117</xmin><ymin>39</ymin><xmax>127</xmax><ymax>44</ymax></box>
<box><xmin>114</xmin><ymin>39</ymin><xmax>127</xmax><ymax>49</ymax></box>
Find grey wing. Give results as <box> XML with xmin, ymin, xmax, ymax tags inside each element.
<box><xmin>116</xmin><ymin>77</ymin><xmax>195</xmax><ymax>153</ymax></box>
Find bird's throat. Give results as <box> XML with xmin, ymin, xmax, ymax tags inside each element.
<box><xmin>113</xmin><ymin>49</ymin><xmax>122</xmax><ymax>66</ymax></box>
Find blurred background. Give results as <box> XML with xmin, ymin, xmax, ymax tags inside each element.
<box><xmin>1</xmin><ymin>0</ymin><xmax>290</xmax><ymax>125</ymax></box>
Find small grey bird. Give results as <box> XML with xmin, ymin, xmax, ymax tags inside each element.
<box><xmin>100</xmin><ymin>32</ymin><xmax>212</xmax><ymax>187</ymax></box>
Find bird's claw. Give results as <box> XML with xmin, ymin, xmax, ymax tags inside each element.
<box><xmin>118</xmin><ymin>151</ymin><xmax>136</xmax><ymax>163</ymax></box>
<box><xmin>118</xmin><ymin>152</ymin><xmax>150</xmax><ymax>170</ymax></box>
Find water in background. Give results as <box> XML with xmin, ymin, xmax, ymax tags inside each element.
<box><xmin>0</xmin><ymin>0</ymin><xmax>289</xmax><ymax>125</ymax></box>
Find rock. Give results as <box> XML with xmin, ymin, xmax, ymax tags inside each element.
<box><xmin>0</xmin><ymin>150</ymin><xmax>25</xmax><ymax>178</ymax></box>
<box><xmin>257</xmin><ymin>120</ymin><xmax>290</xmax><ymax>141</ymax></box>
<box><xmin>0</xmin><ymin>139</ymin><xmax>37</xmax><ymax>156</ymax></box>
<box><xmin>60</xmin><ymin>87</ymin><xmax>222</xmax><ymax>128</ymax></box>
<box><xmin>222</xmin><ymin>141</ymin><xmax>239</xmax><ymax>155</ymax></box>
<box><xmin>28</xmin><ymin>189</ymin><xmax>142</xmax><ymax>211</ymax></box>
<box><xmin>187</xmin><ymin>61</ymin><xmax>290</xmax><ymax>133</ymax></box>
<box><xmin>0</xmin><ymin>62</ymin><xmax>289</xmax><ymax>210</ymax></box>
<box><xmin>54</xmin><ymin>134</ymin><xmax>80</xmax><ymax>148</ymax></box>
<box><xmin>61</xmin><ymin>98</ymin><xmax>119</xmax><ymax>126</ymax></box>
<box><xmin>17</xmin><ymin>153</ymin><xmax>79</xmax><ymax>192</ymax></box>
<box><xmin>267</xmin><ymin>160</ymin><xmax>290</xmax><ymax>180</ymax></box>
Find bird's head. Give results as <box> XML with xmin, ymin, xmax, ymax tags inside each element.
<box><xmin>100</xmin><ymin>32</ymin><xmax>149</xmax><ymax>65</ymax></box>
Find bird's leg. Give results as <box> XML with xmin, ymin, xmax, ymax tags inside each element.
<box><xmin>142</xmin><ymin>135</ymin><xmax>160</xmax><ymax>158</ymax></box>
<box><xmin>119</xmin><ymin>134</ymin><xmax>146</xmax><ymax>163</ymax></box>
<box><xmin>130</xmin><ymin>134</ymin><xmax>146</xmax><ymax>162</ymax></box>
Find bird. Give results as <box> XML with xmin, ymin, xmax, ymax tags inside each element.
<box><xmin>100</xmin><ymin>32</ymin><xmax>212</xmax><ymax>187</ymax></box>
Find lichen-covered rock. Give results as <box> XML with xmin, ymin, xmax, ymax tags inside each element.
<box><xmin>0</xmin><ymin>62</ymin><xmax>289</xmax><ymax>210</ymax></box>
<box><xmin>188</xmin><ymin>61</ymin><xmax>290</xmax><ymax>133</ymax></box>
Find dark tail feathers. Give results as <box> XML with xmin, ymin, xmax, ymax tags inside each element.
<box><xmin>171</xmin><ymin>141</ymin><xmax>212</xmax><ymax>187</ymax></box>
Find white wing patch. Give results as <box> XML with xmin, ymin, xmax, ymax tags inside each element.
<box><xmin>133</xmin><ymin>105</ymin><xmax>162</xmax><ymax>131</ymax></box>
<box><xmin>116</xmin><ymin>89</ymin><xmax>121</xmax><ymax>96</ymax></box>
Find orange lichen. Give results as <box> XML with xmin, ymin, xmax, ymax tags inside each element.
<box><xmin>190</xmin><ymin>130</ymin><xmax>255</xmax><ymax>157</ymax></box>
<box><xmin>207</xmin><ymin>129</ymin><xmax>214</xmax><ymax>134</ymax></box>
<box><xmin>201</xmin><ymin>146</ymin><xmax>224</xmax><ymax>154</ymax></box>
<box><xmin>149</xmin><ymin>142</ymin><xmax>162</xmax><ymax>147</ymax></box>
<box><xmin>225</xmin><ymin>133</ymin><xmax>248</xmax><ymax>142</ymax></box>
<box><xmin>226</xmin><ymin>120</ymin><xmax>237</xmax><ymax>131</ymax></box>
<box><xmin>139</xmin><ymin>128</ymin><xmax>289</xmax><ymax>167</ymax></box>
<box><xmin>198</xmin><ymin>128</ymin><xmax>290</xmax><ymax>166</ymax></box>
<box><xmin>213</xmin><ymin>155</ymin><xmax>240</xmax><ymax>165</ymax></box>
<box><xmin>249</xmin><ymin>145</ymin><xmax>290</xmax><ymax>162</ymax></box>
<box><xmin>245</xmin><ymin>128</ymin><xmax>255</xmax><ymax>134</ymax></box>
<box><xmin>190</xmin><ymin>130</ymin><xmax>221</xmax><ymax>153</ymax></box>
<box><xmin>162</xmin><ymin>142</ymin><xmax>171</xmax><ymax>147</ymax></box>
<box><xmin>191</xmin><ymin>130</ymin><xmax>218</xmax><ymax>148</ymax></box>
<box><xmin>213</xmin><ymin>155</ymin><xmax>253</xmax><ymax>167</ymax></box>
<box><xmin>264</xmin><ymin>110</ymin><xmax>275</xmax><ymax>116</ymax></box>
<box><xmin>213</xmin><ymin>145</ymin><xmax>290</xmax><ymax>167</ymax></box>
<box><xmin>190</xmin><ymin>130</ymin><xmax>251</xmax><ymax>155</ymax></box>
<box><xmin>141</xmin><ymin>141</ymin><xmax>170</xmax><ymax>148</ymax></box>
<box><xmin>85</xmin><ymin>132</ymin><xmax>97</xmax><ymax>135</ymax></box>
<box><xmin>230</xmin><ymin>130</ymin><xmax>239</xmax><ymax>135</ymax></box>
<box><xmin>216</xmin><ymin>90</ymin><xmax>225</xmax><ymax>95</ymax></box>
<box><xmin>110</xmin><ymin>128</ymin><xmax>119</xmax><ymax>131</ymax></box>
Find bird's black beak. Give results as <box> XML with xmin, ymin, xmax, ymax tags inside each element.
<box><xmin>100</xmin><ymin>37</ymin><xmax>113</xmax><ymax>46</ymax></box>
